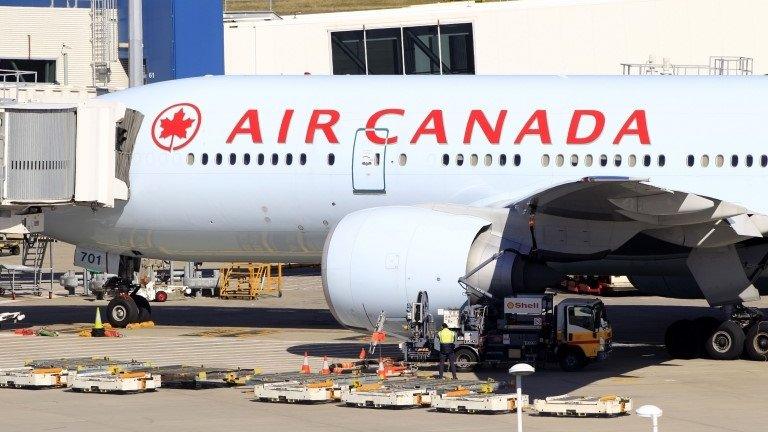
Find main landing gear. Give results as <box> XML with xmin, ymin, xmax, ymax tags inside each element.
<box><xmin>665</xmin><ymin>304</ymin><xmax>768</xmax><ymax>361</ymax></box>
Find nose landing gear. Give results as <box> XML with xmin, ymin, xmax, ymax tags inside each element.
<box><xmin>665</xmin><ymin>304</ymin><xmax>765</xmax><ymax>361</ymax></box>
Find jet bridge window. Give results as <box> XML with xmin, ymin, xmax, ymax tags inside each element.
<box><xmin>366</xmin><ymin>28</ymin><xmax>403</xmax><ymax>75</ymax></box>
<box><xmin>331</xmin><ymin>30</ymin><xmax>366</xmax><ymax>75</ymax></box>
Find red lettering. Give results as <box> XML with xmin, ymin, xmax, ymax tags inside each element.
<box><xmin>366</xmin><ymin>108</ymin><xmax>404</xmax><ymax>144</ymax></box>
<box><xmin>567</xmin><ymin>110</ymin><xmax>605</xmax><ymax>144</ymax></box>
<box><xmin>305</xmin><ymin>109</ymin><xmax>340</xmax><ymax>144</ymax></box>
<box><xmin>514</xmin><ymin>110</ymin><xmax>551</xmax><ymax>144</ymax></box>
<box><xmin>613</xmin><ymin>110</ymin><xmax>650</xmax><ymax>144</ymax></box>
<box><xmin>226</xmin><ymin>109</ymin><xmax>262</xmax><ymax>144</ymax></box>
<box><xmin>277</xmin><ymin>109</ymin><xmax>294</xmax><ymax>144</ymax></box>
<box><xmin>410</xmin><ymin>110</ymin><xmax>447</xmax><ymax>144</ymax></box>
<box><xmin>463</xmin><ymin>110</ymin><xmax>507</xmax><ymax>144</ymax></box>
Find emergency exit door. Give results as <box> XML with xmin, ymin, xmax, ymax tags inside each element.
<box><xmin>352</xmin><ymin>128</ymin><xmax>388</xmax><ymax>194</ymax></box>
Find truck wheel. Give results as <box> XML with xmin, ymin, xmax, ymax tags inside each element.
<box><xmin>664</xmin><ymin>319</ymin><xmax>698</xmax><ymax>359</ymax></box>
<box><xmin>453</xmin><ymin>347</ymin><xmax>479</xmax><ymax>371</ymax></box>
<box><xmin>154</xmin><ymin>291</ymin><xmax>168</xmax><ymax>302</ymax></box>
<box><xmin>705</xmin><ymin>320</ymin><xmax>745</xmax><ymax>360</ymax></box>
<box><xmin>131</xmin><ymin>294</ymin><xmax>152</xmax><ymax>323</ymax></box>
<box><xmin>744</xmin><ymin>321</ymin><xmax>768</xmax><ymax>361</ymax></box>
<box><xmin>106</xmin><ymin>297</ymin><xmax>138</xmax><ymax>328</ymax></box>
<box><xmin>559</xmin><ymin>348</ymin><xmax>587</xmax><ymax>372</ymax></box>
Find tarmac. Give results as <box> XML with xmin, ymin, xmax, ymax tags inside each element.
<box><xmin>1</xmin><ymin>269</ymin><xmax>767</xmax><ymax>432</ymax></box>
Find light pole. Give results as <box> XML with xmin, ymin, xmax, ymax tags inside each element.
<box><xmin>636</xmin><ymin>405</ymin><xmax>663</xmax><ymax>432</ymax></box>
<box><xmin>508</xmin><ymin>363</ymin><xmax>535</xmax><ymax>432</ymax></box>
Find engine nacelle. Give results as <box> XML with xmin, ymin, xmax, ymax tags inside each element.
<box><xmin>322</xmin><ymin>205</ymin><xmax>561</xmax><ymax>333</ymax></box>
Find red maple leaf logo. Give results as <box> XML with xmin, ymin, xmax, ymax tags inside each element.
<box><xmin>159</xmin><ymin>108</ymin><xmax>195</xmax><ymax>143</ymax></box>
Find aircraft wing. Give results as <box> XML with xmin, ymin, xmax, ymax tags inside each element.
<box><xmin>504</xmin><ymin>176</ymin><xmax>767</xmax><ymax>305</ymax></box>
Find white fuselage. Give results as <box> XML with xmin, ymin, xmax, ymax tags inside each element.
<box><xmin>44</xmin><ymin>75</ymin><xmax>768</xmax><ymax>264</ymax></box>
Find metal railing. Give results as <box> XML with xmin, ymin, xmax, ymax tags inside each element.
<box><xmin>0</xmin><ymin>69</ymin><xmax>38</xmax><ymax>84</ymax></box>
<box><xmin>622</xmin><ymin>56</ymin><xmax>753</xmax><ymax>76</ymax></box>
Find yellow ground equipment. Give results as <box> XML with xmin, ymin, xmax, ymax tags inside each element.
<box><xmin>218</xmin><ymin>263</ymin><xmax>283</xmax><ymax>300</ymax></box>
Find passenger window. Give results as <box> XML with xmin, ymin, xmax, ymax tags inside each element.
<box><xmin>555</xmin><ymin>154</ymin><xmax>564</xmax><ymax>167</ymax></box>
<box><xmin>215</xmin><ymin>153</ymin><xmax>222</xmax><ymax>165</ymax></box>
<box><xmin>244</xmin><ymin>153</ymin><xmax>251</xmax><ymax>165</ymax></box>
<box><xmin>643</xmin><ymin>154</ymin><xmax>651</xmax><ymax>167</ymax></box>
<box><xmin>584</xmin><ymin>154</ymin><xmax>593</xmax><ymax>167</ymax></box>
<box><xmin>628</xmin><ymin>154</ymin><xmax>637</xmax><ymax>167</ymax></box>
<box><xmin>658</xmin><ymin>155</ymin><xmax>666</xmax><ymax>167</ymax></box>
<box><xmin>229</xmin><ymin>153</ymin><xmax>236</xmax><ymax>165</ymax></box>
<box><xmin>499</xmin><ymin>154</ymin><xmax>507</xmax><ymax>166</ymax></box>
<box><xmin>186</xmin><ymin>153</ymin><xmax>194</xmax><ymax>166</ymax></box>
<box><xmin>470</xmin><ymin>154</ymin><xmax>478</xmax><ymax>166</ymax></box>
<box><xmin>258</xmin><ymin>154</ymin><xmax>265</xmax><ymax>165</ymax></box>
<box><xmin>484</xmin><ymin>154</ymin><xmax>492</xmax><ymax>167</ymax></box>
<box><xmin>541</xmin><ymin>154</ymin><xmax>550</xmax><ymax>167</ymax></box>
<box><xmin>201</xmin><ymin>154</ymin><xmax>209</xmax><ymax>165</ymax></box>
<box><xmin>514</xmin><ymin>154</ymin><xmax>521</xmax><ymax>166</ymax></box>
<box><xmin>614</xmin><ymin>154</ymin><xmax>622</xmax><ymax>167</ymax></box>
<box><xmin>456</xmin><ymin>154</ymin><xmax>465</xmax><ymax>166</ymax></box>
<box><xmin>762</xmin><ymin>155</ymin><xmax>768</xmax><ymax>167</ymax></box>
<box><xmin>271</xmin><ymin>153</ymin><xmax>278</xmax><ymax>165</ymax></box>
<box><xmin>746</xmin><ymin>155</ymin><xmax>753</xmax><ymax>167</ymax></box>
<box><xmin>286</xmin><ymin>154</ymin><xmax>293</xmax><ymax>165</ymax></box>
<box><xmin>300</xmin><ymin>153</ymin><xmax>307</xmax><ymax>165</ymax></box>
<box><xmin>731</xmin><ymin>155</ymin><xmax>738</xmax><ymax>167</ymax></box>
<box><xmin>442</xmin><ymin>154</ymin><xmax>450</xmax><ymax>166</ymax></box>
<box><xmin>327</xmin><ymin>153</ymin><xmax>335</xmax><ymax>166</ymax></box>
<box><xmin>701</xmin><ymin>155</ymin><xmax>709</xmax><ymax>167</ymax></box>
<box><xmin>374</xmin><ymin>153</ymin><xmax>381</xmax><ymax>166</ymax></box>
<box><xmin>399</xmin><ymin>153</ymin><xmax>407</xmax><ymax>166</ymax></box>
<box><xmin>716</xmin><ymin>155</ymin><xmax>724</xmax><ymax>167</ymax></box>
<box><xmin>600</xmin><ymin>154</ymin><xmax>608</xmax><ymax>167</ymax></box>
<box><xmin>570</xmin><ymin>154</ymin><xmax>578</xmax><ymax>167</ymax></box>
<box><xmin>686</xmin><ymin>155</ymin><xmax>694</xmax><ymax>167</ymax></box>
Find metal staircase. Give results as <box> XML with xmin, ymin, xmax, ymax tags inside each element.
<box><xmin>21</xmin><ymin>234</ymin><xmax>52</xmax><ymax>286</ymax></box>
<box><xmin>218</xmin><ymin>263</ymin><xmax>283</xmax><ymax>300</ymax></box>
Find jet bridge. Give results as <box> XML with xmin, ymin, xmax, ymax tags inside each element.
<box><xmin>0</xmin><ymin>99</ymin><xmax>142</xmax><ymax>232</ymax></box>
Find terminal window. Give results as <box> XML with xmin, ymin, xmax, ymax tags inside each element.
<box><xmin>331</xmin><ymin>23</ymin><xmax>475</xmax><ymax>75</ymax></box>
<box><xmin>0</xmin><ymin>58</ymin><xmax>56</xmax><ymax>83</ymax></box>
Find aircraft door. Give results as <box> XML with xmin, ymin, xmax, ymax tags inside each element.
<box><xmin>352</xmin><ymin>128</ymin><xmax>387</xmax><ymax>194</ymax></box>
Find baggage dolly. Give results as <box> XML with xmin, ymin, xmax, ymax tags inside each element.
<box><xmin>431</xmin><ymin>391</ymin><xmax>529</xmax><ymax>414</ymax></box>
<box><xmin>533</xmin><ymin>394</ymin><xmax>632</xmax><ymax>417</ymax></box>
<box><xmin>70</xmin><ymin>371</ymin><xmax>160</xmax><ymax>393</ymax></box>
<box><xmin>0</xmin><ymin>367</ymin><xmax>68</xmax><ymax>389</ymax></box>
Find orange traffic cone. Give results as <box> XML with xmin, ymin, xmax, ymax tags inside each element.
<box><xmin>300</xmin><ymin>352</ymin><xmax>311</xmax><ymax>374</ymax></box>
<box><xmin>358</xmin><ymin>348</ymin><xmax>366</xmax><ymax>360</ymax></box>
<box><xmin>320</xmin><ymin>356</ymin><xmax>331</xmax><ymax>375</ymax></box>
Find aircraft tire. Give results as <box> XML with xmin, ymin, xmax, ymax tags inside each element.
<box><xmin>744</xmin><ymin>321</ymin><xmax>768</xmax><ymax>361</ymax></box>
<box><xmin>107</xmin><ymin>297</ymin><xmax>138</xmax><ymax>328</ymax></box>
<box><xmin>692</xmin><ymin>316</ymin><xmax>720</xmax><ymax>358</ymax></box>
<box><xmin>664</xmin><ymin>319</ymin><xmax>698</xmax><ymax>359</ymax></box>
<box><xmin>131</xmin><ymin>294</ymin><xmax>152</xmax><ymax>323</ymax></box>
<box><xmin>705</xmin><ymin>320</ymin><xmax>744</xmax><ymax>360</ymax></box>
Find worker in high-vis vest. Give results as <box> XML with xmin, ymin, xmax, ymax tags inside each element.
<box><xmin>437</xmin><ymin>323</ymin><xmax>458</xmax><ymax>379</ymax></box>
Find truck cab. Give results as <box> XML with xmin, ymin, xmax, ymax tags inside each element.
<box><xmin>555</xmin><ymin>297</ymin><xmax>612</xmax><ymax>371</ymax></box>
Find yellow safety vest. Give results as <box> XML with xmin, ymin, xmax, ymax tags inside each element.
<box><xmin>438</xmin><ymin>328</ymin><xmax>456</xmax><ymax>344</ymax></box>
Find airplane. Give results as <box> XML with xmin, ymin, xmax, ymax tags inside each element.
<box><xmin>23</xmin><ymin>74</ymin><xmax>768</xmax><ymax>362</ymax></box>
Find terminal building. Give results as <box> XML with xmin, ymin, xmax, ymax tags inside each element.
<box><xmin>224</xmin><ymin>0</ymin><xmax>767</xmax><ymax>76</ymax></box>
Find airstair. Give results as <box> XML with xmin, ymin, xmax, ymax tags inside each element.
<box><xmin>218</xmin><ymin>263</ymin><xmax>283</xmax><ymax>300</ymax></box>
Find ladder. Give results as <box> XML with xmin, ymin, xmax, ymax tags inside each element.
<box><xmin>218</xmin><ymin>263</ymin><xmax>283</xmax><ymax>300</ymax></box>
<box><xmin>21</xmin><ymin>234</ymin><xmax>52</xmax><ymax>288</ymax></box>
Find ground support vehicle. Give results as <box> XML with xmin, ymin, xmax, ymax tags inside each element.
<box><xmin>402</xmin><ymin>291</ymin><xmax>611</xmax><ymax>372</ymax></box>
<box><xmin>533</xmin><ymin>394</ymin><xmax>632</xmax><ymax>417</ymax></box>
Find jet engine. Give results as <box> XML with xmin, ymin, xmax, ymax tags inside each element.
<box><xmin>322</xmin><ymin>205</ymin><xmax>562</xmax><ymax>332</ymax></box>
